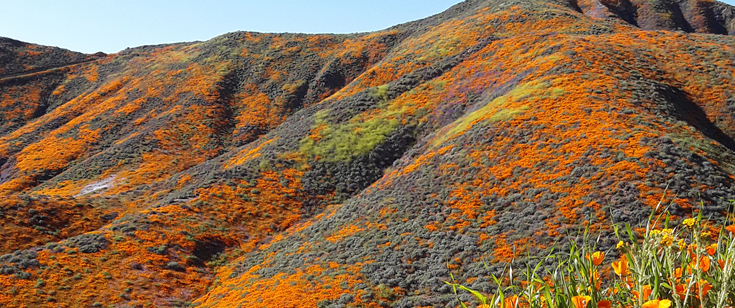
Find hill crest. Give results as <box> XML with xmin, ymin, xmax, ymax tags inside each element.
<box><xmin>2</xmin><ymin>0</ymin><xmax>735</xmax><ymax>307</ymax></box>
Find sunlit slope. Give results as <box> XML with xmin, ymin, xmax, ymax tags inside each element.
<box><xmin>0</xmin><ymin>31</ymin><xmax>401</xmax><ymax>306</ymax></box>
<box><xmin>1</xmin><ymin>0</ymin><xmax>735</xmax><ymax>307</ymax></box>
<box><xmin>196</xmin><ymin>4</ymin><xmax>735</xmax><ymax>307</ymax></box>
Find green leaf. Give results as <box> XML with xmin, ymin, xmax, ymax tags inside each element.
<box><xmin>459</xmin><ymin>285</ymin><xmax>488</xmax><ymax>304</ymax></box>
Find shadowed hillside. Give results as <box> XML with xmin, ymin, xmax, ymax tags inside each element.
<box><xmin>2</xmin><ymin>0</ymin><xmax>735</xmax><ymax>307</ymax></box>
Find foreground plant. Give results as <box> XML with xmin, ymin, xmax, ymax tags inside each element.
<box><xmin>447</xmin><ymin>204</ymin><xmax>735</xmax><ymax>308</ymax></box>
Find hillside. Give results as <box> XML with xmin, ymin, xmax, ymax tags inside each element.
<box><xmin>2</xmin><ymin>0</ymin><xmax>735</xmax><ymax>307</ymax></box>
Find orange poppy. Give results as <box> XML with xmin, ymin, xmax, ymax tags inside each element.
<box><xmin>697</xmin><ymin>280</ymin><xmax>712</xmax><ymax>297</ymax></box>
<box><xmin>612</xmin><ymin>256</ymin><xmax>629</xmax><ymax>276</ymax></box>
<box><xmin>674</xmin><ymin>284</ymin><xmax>687</xmax><ymax>300</ymax></box>
<box><xmin>706</xmin><ymin>244</ymin><xmax>717</xmax><ymax>256</ymax></box>
<box><xmin>689</xmin><ymin>256</ymin><xmax>710</xmax><ymax>272</ymax></box>
<box><xmin>597</xmin><ymin>300</ymin><xmax>612</xmax><ymax>308</ymax></box>
<box><xmin>586</xmin><ymin>251</ymin><xmax>605</xmax><ymax>266</ymax></box>
<box><xmin>503</xmin><ymin>295</ymin><xmax>518</xmax><ymax>308</ymax></box>
<box><xmin>633</xmin><ymin>285</ymin><xmax>652</xmax><ymax>300</ymax></box>
<box><xmin>718</xmin><ymin>259</ymin><xmax>726</xmax><ymax>270</ymax></box>
<box><xmin>688</xmin><ymin>243</ymin><xmax>698</xmax><ymax>256</ymax></box>
<box><xmin>590</xmin><ymin>270</ymin><xmax>601</xmax><ymax>290</ymax></box>
<box><xmin>726</xmin><ymin>225</ymin><xmax>735</xmax><ymax>234</ymax></box>
<box><xmin>688</xmin><ymin>256</ymin><xmax>711</xmax><ymax>273</ymax></box>
<box><xmin>572</xmin><ymin>295</ymin><xmax>591</xmax><ymax>308</ymax></box>
<box><xmin>702</xmin><ymin>256</ymin><xmax>711</xmax><ymax>272</ymax></box>
<box><xmin>674</xmin><ymin>267</ymin><xmax>682</xmax><ymax>278</ymax></box>
<box><xmin>642</xmin><ymin>299</ymin><xmax>672</xmax><ymax>308</ymax></box>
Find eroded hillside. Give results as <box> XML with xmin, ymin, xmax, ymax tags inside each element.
<box><xmin>1</xmin><ymin>0</ymin><xmax>735</xmax><ymax>307</ymax></box>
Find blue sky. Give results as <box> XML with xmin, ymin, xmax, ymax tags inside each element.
<box><xmin>1</xmin><ymin>0</ymin><xmax>734</xmax><ymax>54</ymax></box>
<box><xmin>0</xmin><ymin>0</ymin><xmax>461</xmax><ymax>54</ymax></box>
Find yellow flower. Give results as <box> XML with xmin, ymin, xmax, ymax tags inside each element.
<box><xmin>642</xmin><ymin>299</ymin><xmax>672</xmax><ymax>308</ymax></box>
<box><xmin>571</xmin><ymin>295</ymin><xmax>591</xmax><ymax>308</ymax></box>
<box><xmin>682</xmin><ymin>218</ymin><xmax>696</xmax><ymax>228</ymax></box>
<box><xmin>677</xmin><ymin>239</ymin><xmax>686</xmax><ymax>251</ymax></box>
<box><xmin>617</xmin><ymin>241</ymin><xmax>625</xmax><ymax>249</ymax></box>
<box><xmin>651</xmin><ymin>229</ymin><xmax>661</xmax><ymax>236</ymax></box>
<box><xmin>661</xmin><ymin>233</ymin><xmax>674</xmax><ymax>246</ymax></box>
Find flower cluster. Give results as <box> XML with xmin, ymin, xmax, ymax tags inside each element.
<box><xmin>446</xmin><ymin>212</ymin><xmax>735</xmax><ymax>308</ymax></box>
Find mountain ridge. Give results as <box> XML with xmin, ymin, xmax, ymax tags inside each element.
<box><xmin>2</xmin><ymin>0</ymin><xmax>735</xmax><ymax>307</ymax></box>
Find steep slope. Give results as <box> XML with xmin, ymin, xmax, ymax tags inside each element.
<box><xmin>0</xmin><ymin>37</ymin><xmax>93</xmax><ymax>77</ymax></box>
<box><xmin>577</xmin><ymin>0</ymin><xmax>735</xmax><ymax>34</ymax></box>
<box><xmin>1</xmin><ymin>0</ymin><xmax>735</xmax><ymax>307</ymax></box>
<box><xmin>0</xmin><ymin>30</ymin><xmax>408</xmax><ymax>306</ymax></box>
<box><xmin>0</xmin><ymin>38</ymin><xmax>99</xmax><ymax>137</ymax></box>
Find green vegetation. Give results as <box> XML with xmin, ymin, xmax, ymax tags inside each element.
<box><xmin>282</xmin><ymin>80</ymin><xmax>306</xmax><ymax>93</ymax></box>
<box><xmin>300</xmin><ymin>109</ymin><xmax>399</xmax><ymax>162</ymax></box>
<box><xmin>437</xmin><ymin>79</ymin><xmax>563</xmax><ymax>146</ymax></box>
<box><xmin>370</xmin><ymin>84</ymin><xmax>390</xmax><ymax>104</ymax></box>
<box><xmin>447</xmin><ymin>201</ymin><xmax>735</xmax><ymax>308</ymax></box>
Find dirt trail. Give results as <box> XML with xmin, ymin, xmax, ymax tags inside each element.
<box><xmin>0</xmin><ymin>58</ymin><xmax>100</xmax><ymax>82</ymax></box>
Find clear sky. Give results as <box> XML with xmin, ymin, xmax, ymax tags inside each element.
<box><xmin>1</xmin><ymin>0</ymin><xmax>734</xmax><ymax>54</ymax></box>
<box><xmin>0</xmin><ymin>0</ymin><xmax>462</xmax><ymax>54</ymax></box>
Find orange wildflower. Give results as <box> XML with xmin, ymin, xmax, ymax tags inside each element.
<box><xmin>674</xmin><ymin>267</ymin><xmax>682</xmax><ymax>278</ymax></box>
<box><xmin>688</xmin><ymin>243</ymin><xmax>698</xmax><ymax>256</ymax></box>
<box><xmin>718</xmin><ymin>259</ymin><xmax>726</xmax><ymax>270</ymax></box>
<box><xmin>642</xmin><ymin>299</ymin><xmax>672</xmax><ymax>308</ymax></box>
<box><xmin>697</xmin><ymin>280</ymin><xmax>712</xmax><ymax>297</ymax></box>
<box><xmin>688</xmin><ymin>256</ymin><xmax>711</xmax><ymax>273</ymax></box>
<box><xmin>503</xmin><ymin>295</ymin><xmax>518</xmax><ymax>308</ymax></box>
<box><xmin>706</xmin><ymin>244</ymin><xmax>717</xmax><ymax>256</ymax></box>
<box><xmin>633</xmin><ymin>285</ymin><xmax>652</xmax><ymax>300</ymax></box>
<box><xmin>675</xmin><ymin>279</ymin><xmax>712</xmax><ymax>299</ymax></box>
<box><xmin>590</xmin><ymin>270</ymin><xmax>601</xmax><ymax>290</ymax></box>
<box><xmin>597</xmin><ymin>300</ymin><xmax>612</xmax><ymax>308</ymax></box>
<box><xmin>674</xmin><ymin>284</ymin><xmax>687</xmax><ymax>300</ymax></box>
<box><xmin>586</xmin><ymin>251</ymin><xmax>605</xmax><ymax>266</ymax></box>
<box><xmin>726</xmin><ymin>225</ymin><xmax>735</xmax><ymax>234</ymax></box>
<box><xmin>571</xmin><ymin>295</ymin><xmax>591</xmax><ymax>308</ymax></box>
<box><xmin>612</xmin><ymin>256</ymin><xmax>629</xmax><ymax>276</ymax></box>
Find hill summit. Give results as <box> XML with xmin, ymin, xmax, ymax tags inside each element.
<box><xmin>2</xmin><ymin>0</ymin><xmax>735</xmax><ymax>306</ymax></box>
